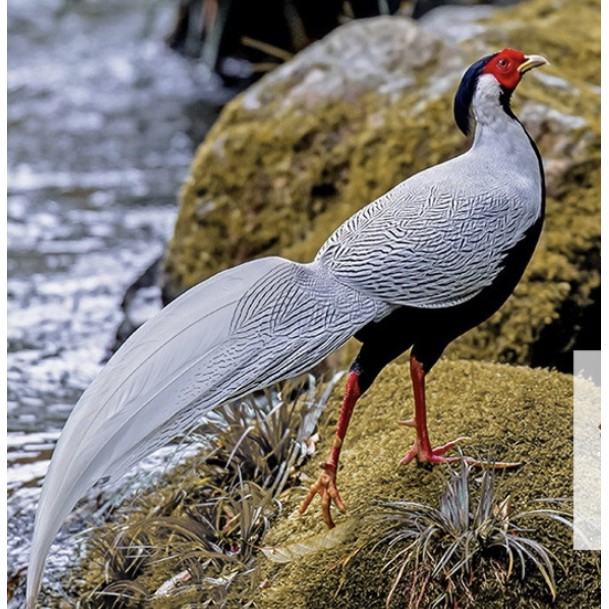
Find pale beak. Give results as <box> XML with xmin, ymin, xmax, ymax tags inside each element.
<box><xmin>518</xmin><ymin>54</ymin><xmax>550</xmax><ymax>74</ymax></box>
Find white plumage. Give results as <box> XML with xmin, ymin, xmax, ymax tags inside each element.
<box><xmin>317</xmin><ymin>76</ymin><xmax>543</xmax><ymax>308</ymax></box>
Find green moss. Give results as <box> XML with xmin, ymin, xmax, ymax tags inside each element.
<box><xmin>166</xmin><ymin>89</ymin><xmax>464</xmax><ymax>292</ymax></box>
<box><xmin>70</xmin><ymin>360</ymin><xmax>599</xmax><ymax>608</ymax></box>
<box><xmin>484</xmin><ymin>0</ymin><xmax>600</xmax><ymax>87</ymax></box>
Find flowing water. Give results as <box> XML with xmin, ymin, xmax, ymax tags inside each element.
<box><xmin>7</xmin><ymin>0</ymin><xmax>230</xmax><ymax>600</ymax></box>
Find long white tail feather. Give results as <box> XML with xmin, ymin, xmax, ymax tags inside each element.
<box><xmin>27</xmin><ymin>256</ymin><xmax>386</xmax><ymax>607</ymax></box>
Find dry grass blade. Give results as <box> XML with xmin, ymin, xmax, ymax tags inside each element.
<box><xmin>76</xmin><ymin>373</ymin><xmax>337</xmax><ymax>608</ymax></box>
<box><xmin>262</xmin><ymin>520</ymin><xmax>355</xmax><ymax>563</ymax></box>
<box><xmin>240</xmin><ymin>35</ymin><xmax>293</xmax><ymax>62</ymax></box>
<box><xmin>97</xmin><ymin>580</ymin><xmax>149</xmax><ymax>607</ymax></box>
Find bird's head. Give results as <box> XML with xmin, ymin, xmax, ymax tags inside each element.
<box><xmin>454</xmin><ymin>49</ymin><xmax>549</xmax><ymax>136</ymax></box>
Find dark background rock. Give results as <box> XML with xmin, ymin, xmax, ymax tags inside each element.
<box><xmin>165</xmin><ymin>0</ymin><xmax>402</xmax><ymax>85</ymax></box>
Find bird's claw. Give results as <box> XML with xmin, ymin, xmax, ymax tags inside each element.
<box><xmin>298</xmin><ymin>463</ymin><xmax>346</xmax><ymax>529</ymax></box>
<box><xmin>399</xmin><ymin>436</ymin><xmax>521</xmax><ymax>469</ymax></box>
<box><xmin>399</xmin><ymin>436</ymin><xmax>470</xmax><ymax>466</ymax></box>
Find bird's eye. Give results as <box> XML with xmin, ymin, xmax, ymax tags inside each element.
<box><xmin>497</xmin><ymin>58</ymin><xmax>509</xmax><ymax>68</ymax></box>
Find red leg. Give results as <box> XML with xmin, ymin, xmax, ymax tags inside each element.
<box><xmin>299</xmin><ymin>370</ymin><xmax>361</xmax><ymax>528</ymax></box>
<box><xmin>400</xmin><ymin>355</ymin><xmax>520</xmax><ymax>468</ymax></box>
<box><xmin>400</xmin><ymin>355</ymin><xmax>467</xmax><ymax>465</ymax></box>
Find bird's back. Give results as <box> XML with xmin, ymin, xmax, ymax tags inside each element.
<box><xmin>316</xmin><ymin>109</ymin><xmax>544</xmax><ymax>310</ymax></box>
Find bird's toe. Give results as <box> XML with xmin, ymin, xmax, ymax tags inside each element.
<box><xmin>298</xmin><ymin>463</ymin><xmax>346</xmax><ymax>529</ymax></box>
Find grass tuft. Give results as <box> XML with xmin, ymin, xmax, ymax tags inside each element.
<box><xmin>75</xmin><ymin>373</ymin><xmax>342</xmax><ymax>608</ymax></box>
<box><xmin>368</xmin><ymin>458</ymin><xmax>572</xmax><ymax>608</ymax></box>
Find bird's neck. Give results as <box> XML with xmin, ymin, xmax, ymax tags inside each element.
<box><xmin>470</xmin><ymin>76</ymin><xmax>529</xmax><ymax>155</ymax></box>
<box><xmin>467</xmin><ymin>74</ymin><xmax>545</xmax><ymax>223</ymax></box>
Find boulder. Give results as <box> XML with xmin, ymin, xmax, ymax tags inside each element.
<box><xmin>163</xmin><ymin>0</ymin><xmax>600</xmax><ymax>370</ymax></box>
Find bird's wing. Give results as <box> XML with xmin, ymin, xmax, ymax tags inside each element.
<box><xmin>316</xmin><ymin>157</ymin><xmax>542</xmax><ymax>308</ymax></box>
<box><xmin>27</xmin><ymin>257</ymin><xmax>385</xmax><ymax>608</ymax></box>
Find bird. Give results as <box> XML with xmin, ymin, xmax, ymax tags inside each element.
<box><xmin>27</xmin><ymin>48</ymin><xmax>548</xmax><ymax>607</ymax></box>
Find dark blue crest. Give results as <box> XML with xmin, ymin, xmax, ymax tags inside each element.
<box><xmin>453</xmin><ymin>53</ymin><xmax>498</xmax><ymax>136</ymax></box>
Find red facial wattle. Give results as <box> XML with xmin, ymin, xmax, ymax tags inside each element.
<box><xmin>483</xmin><ymin>48</ymin><xmax>527</xmax><ymax>90</ymax></box>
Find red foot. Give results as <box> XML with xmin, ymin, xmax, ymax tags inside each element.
<box><xmin>399</xmin><ymin>437</ymin><xmax>522</xmax><ymax>469</ymax></box>
<box><xmin>400</xmin><ymin>436</ymin><xmax>469</xmax><ymax>466</ymax></box>
<box><xmin>298</xmin><ymin>463</ymin><xmax>346</xmax><ymax>529</ymax></box>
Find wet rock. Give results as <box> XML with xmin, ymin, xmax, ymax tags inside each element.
<box><xmin>104</xmin><ymin>255</ymin><xmax>164</xmax><ymax>360</ymax></box>
<box><xmin>163</xmin><ymin>0</ymin><xmax>600</xmax><ymax>370</ymax></box>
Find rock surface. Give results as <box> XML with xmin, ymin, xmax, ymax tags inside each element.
<box><xmin>163</xmin><ymin>0</ymin><xmax>599</xmax><ymax>369</ymax></box>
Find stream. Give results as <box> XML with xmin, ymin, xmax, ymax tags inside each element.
<box><xmin>7</xmin><ymin>0</ymin><xmax>230</xmax><ymax>600</ymax></box>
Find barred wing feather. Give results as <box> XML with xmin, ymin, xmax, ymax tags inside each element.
<box><xmin>317</xmin><ymin>155</ymin><xmax>542</xmax><ymax>308</ymax></box>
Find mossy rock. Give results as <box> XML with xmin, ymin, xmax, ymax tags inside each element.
<box><xmin>71</xmin><ymin>360</ymin><xmax>599</xmax><ymax>608</ymax></box>
<box><xmin>163</xmin><ymin>0</ymin><xmax>599</xmax><ymax>369</ymax></box>
<box><xmin>255</xmin><ymin>359</ymin><xmax>600</xmax><ymax>609</ymax></box>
